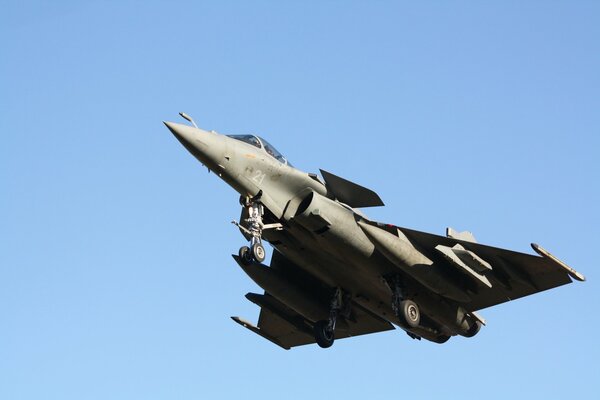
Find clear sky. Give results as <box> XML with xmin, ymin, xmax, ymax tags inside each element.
<box><xmin>2</xmin><ymin>1</ymin><xmax>599</xmax><ymax>399</ymax></box>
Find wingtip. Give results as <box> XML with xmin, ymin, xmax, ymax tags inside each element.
<box><xmin>531</xmin><ymin>243</ymin><xmax>586</xmax><ymax>282</ymax></box>
<box><xmin>231</xmin><ymin>316</ymin><xmax>291</xmax><ymax>350</ymax></box>
<box><xmin>231</xmin><ymin>316</ymin><xmax>249</xmax><ymax>326</ymax></box>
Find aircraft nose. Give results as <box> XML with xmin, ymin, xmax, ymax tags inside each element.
<box><xmin>163</xmin><ymin>120</ymin><xmax>226</xmax><ymax>170</ymax></box>
<box><xmin>163</xmin><ymin>120</ymin><xmax>214</xmax><ymax>155</ymax></box>
<box><xmin>164</xmin><ymin>121</ymin><xmax>198</xmax><ymax>145</ymax></box>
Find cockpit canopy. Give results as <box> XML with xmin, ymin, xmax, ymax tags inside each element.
<box><xmin>228</xmin><ymin>134</ymin><xmax>291</xmax><ymax>166</ymax></box>
<box><xmin>227</xmin><ymin>134</ymin><xmax>261</xmax><ymax>149</ymax></box>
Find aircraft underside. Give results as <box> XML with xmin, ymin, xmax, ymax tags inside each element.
<box><xmin>232</xmin><ymin>194</ymin><xmax>477</xmax><ymax>348</ymax></box>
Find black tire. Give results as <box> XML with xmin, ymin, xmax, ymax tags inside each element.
<box><xmin>252</xmin><ymin>243</ymin><xmax>266</xmax><ymax>263</ymax></box>
<box><xmin>463</xmin><ymin>321</ymin><xmax>482</xmax><ymax>338</ymax></box>
<box><xmin>313</xmin><ymin>320</ymin><xmax>334</xmax><ymax>349</ymax></box>
<box><xmin>433</xmin><ymin>334</ymin><xmax>451</xmax><ymax>344</ymax></box>
<box><xmin>238</xmin><ymin>246</ymin><xmax>252</xmax><ymax>265</ymax></box>
<box><xmin>400</xmin><ymin>300</ymin><xmax>420</xmax><ymax>328</ymax></box>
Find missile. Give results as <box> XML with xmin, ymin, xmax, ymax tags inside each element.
<box><xmin>531</xmin><ymin>243</ymin><xmax>586</xmax><ymax>282</ymax></box>
<box><xmin>357</xmin><ymin>220</ymin><xmax>471</xmax><ymax>303</ymax></box>
<box><xmin>232</xmin><ymin>255</ymin><xmax>329</xmax><ymax>323</ymax></box>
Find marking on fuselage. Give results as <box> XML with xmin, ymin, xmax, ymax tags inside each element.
<box><xmin>252</xmin><ymin>170</ymin><xmax>266</xmax><ymax>185</ymax></box>
<box><xmin>244</xmin><ymin>154</ymin><xmax>256</xmax><ymax>159</ymax></box>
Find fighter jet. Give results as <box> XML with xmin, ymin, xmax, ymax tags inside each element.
<box><xmin>164</xmin><ymin>112</ymin><xmax>585</xmax><ymax>349</ymax></box>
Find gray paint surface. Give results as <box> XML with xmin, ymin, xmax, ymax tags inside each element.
<box><xmin>164</xmin><ymin>118</ymin><xmax>584</xmax><ymax>349</ymax></box>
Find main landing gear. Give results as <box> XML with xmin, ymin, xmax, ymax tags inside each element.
<box><xmin>233</xmin><ymin>193</ymin><xmax>281</xmax><ymax>265</ymax></box>
<box><xmin>313</xmin><ymin>288</ymin><xmax>350</xmax><ymax>349</ymax></box>
<box><xmin>389</xmin><ymin>277</ymin><xmax>451</xmax><ymax>343</ymax></box>
<box><xmin>391</xmin><ymin>276</ymin><xmax>420</xmax><ymax>329</ymax></box>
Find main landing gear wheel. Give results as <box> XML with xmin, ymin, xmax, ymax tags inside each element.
<box><xmin>390</xmin><ymin>277</ymin><xmax>421</xmax><ymax>329</ymax></box>
<box><xmin>463</xmin><ymin>320</ymin><xmax>482</xmax><ymax>338</ymax></box>
<box><xmin>400</xmin><ymin>300</ymin><xmax>420</xmax><ymax>328</ymax></box>
<box><xmin>313</xmin><ymin>288</ymin><xmax>349</xmax><ymax>349</ymax></box>
<box><xmin>314</xmin><ymin>320</ymin><xmax>334</xmax><ymax>348</ymax></box>
<box><xmin>252</xmin><ymin>243</ymin><xmax>266</xmax><ymax>263</ymax></box>
<box><xmin>436</xmin><ymin>335</ymin><xmax>451</xmax><ymax>344</ymax></box>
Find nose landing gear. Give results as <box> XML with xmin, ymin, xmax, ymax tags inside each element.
<box><xmin>238</xmin><ymin>243</ymin><xmax>265</xmax><ymax>264</ymax></box>
<box><xmin>233</xmin><ymin>193</ymin><xmax>282</xmax><ymax>265</ymax></box>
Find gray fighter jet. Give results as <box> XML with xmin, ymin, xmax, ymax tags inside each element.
<box><xmin>164</xmin><ymin>113</ymin><xmax>585</xmax><ymax>349</ymax></box>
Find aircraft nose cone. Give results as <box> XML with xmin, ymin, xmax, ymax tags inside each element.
<box><xmin>164</xmin><ymin>120</ymin><xmax>226</xmax><ymax>170</ymax></box>
<box><xmin>163</xmin><ymin>121</ymin><xmax>196</xmax><ymax>145</ymax></box>
<box><xmin>163</xmin><ymin>120</ymin><xmax>211</xmax><ymax>153</ymax></box>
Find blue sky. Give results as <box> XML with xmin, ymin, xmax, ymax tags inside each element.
<box><xmin>2</xmin><ymin>1</ymin><xmax>599</xmax><ymax>399</ymax></box>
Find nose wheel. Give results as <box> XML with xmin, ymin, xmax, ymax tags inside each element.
<box><xmin>238</xmin><ymin>242</ymin><xmax>266</xmax><ymax>264</ymax></box>
<box><xmin>251</xmin><ymin>242</ymin><xmax>266</xmax><ymax>262</ymax></box>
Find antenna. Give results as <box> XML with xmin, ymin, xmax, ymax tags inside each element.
<box><xmin>179</xmin><ymin>112</ymin><xmax>198</xmax><ymax>129</ymax></box>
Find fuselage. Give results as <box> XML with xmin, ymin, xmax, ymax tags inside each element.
<box><xmin>165</xmin><ymin>121</ymin><xmax>469</xmax><ymax>341</ymax></box>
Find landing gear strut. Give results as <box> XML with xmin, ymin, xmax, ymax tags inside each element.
<box><xmin>233</xmin><ymin>192</ymin><xmax>281</xmax><ymax>265</ymax></box>
<box><xmin>391</xmin><ymin>276</ymin><xmax>420</xmax><ymax>328</ymax></box>
<box><xmin>314</xmin><ymin>288</ymin><xmax>350</xmax><ymax>349</ymax></box>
